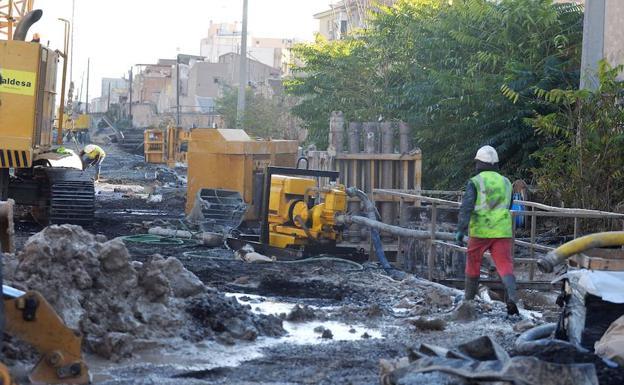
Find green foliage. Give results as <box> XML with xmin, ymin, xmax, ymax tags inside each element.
<box><xmin>287</xmin><ymin>0</ymin><xmax>583</xmax><ymax>188</ymax></box>
<box><xmin>530</xmin><ymin>61</ymin><xmax>624</xmax><ymax>211</ymax></box>
<box><xmin>286</xmin><ymin>36</ymin><xmax>380</xmax><ymax>149</ymax></box>
<box><xmin>216</xmin><ymin>86</ymin><xmax>301</xmax><ymax>140</ymax></box>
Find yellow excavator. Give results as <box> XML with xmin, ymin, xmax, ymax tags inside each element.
<box><xmin>0</xmin><ymin>3</ymin><xmax>95</xmax><ymax>227</ymax></box>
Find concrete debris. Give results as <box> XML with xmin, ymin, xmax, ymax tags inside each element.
<box><xmin>234</xmin><ymin>244</ymin><xmax>275</xmax><ymax>263</ymax></box>
<box><xmin>321</xmin><ymin>329</ymin><xmax>334</xmax><ymax>339</ymax></box>
<box><xmin>147</xmin><ymin>226</ymin><xmax>224</xmax><ymax>247</ymax></box>
<box><xmin>147</xmin><ymin>194</ymin><xmax>163</xmax><ymax>203</ymax></box>
<box><xmin>4</xmin><ymin>225</ymin><xmax>285</xmax><ymax>361</ymax></box>
<box><xmin>285</xmin><ymin>305</ymin><xmax>316</xmax><ymax>322</ymax></box>
<box><xmin>425</xmin><ymin>289</ymin><xmax>453</xmax><ymax>308</ymax></box>
<box><xmin>0</xmin><ymin>198</ymin><xmax>15</xmax><ymax>253</ymax></box>
<box><xmin>408</xmin><ymin>317</ymin><xmax>447</xmax><ymax>331</ymax></box>
<box><xmin>452</xmin><ymin>301</ymin><xmax>477</xmax><ymax>322</ymax></box>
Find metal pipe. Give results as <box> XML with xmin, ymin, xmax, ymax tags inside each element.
<box><xmin>236</xmin><ymin>0</ymin><xmax>249</xmax><ymax>128</ymax></box>
<box><xmin>329</xmin><ymin>111</ymin><xmax>345</xmax><ymax>154</ymax></box>
<box><xmin>56</xmin><ymin>18</ymin><xmax>70</xmax><ymax>145</ymax></box>
<box><xmin>380</xmin><ymin>122</ymin><xmax>394</xmax><ymax>240</ymax></box>
<box><xmin>13</xmin><ymin>9</ymin><xmax>42</xmax><ymax>41</ymax></box>
<box><xmin>336</xmin><ymin>214</ymin><xmax>456</xmax><ymax>241</ymax></box>
<box><xmin>537</xmin><ymin>231</ymin><xmax>624</xmax><ymax>273</ymax></box>
<box><xmin>363</xmin><ymin>122</ymin><xmax>378</xmax><ymax>154</ymax></box>
<box><xmin>347</xmin><ymin>122</ymin><xmax>360</xmax><ymax>153</ymax></box>
<box><xmin>347</xmin><ymin>122</ymin><xmax>361</xmax><ymax>242</ymax></box>
<box><xmin>399</xmin><ymin>121</ymin><xmax>410</xmax><ymax>153</ymax></box>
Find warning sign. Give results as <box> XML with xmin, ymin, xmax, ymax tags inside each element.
<box><xmin>0</xmin><ymin>68</ymin><xmax>36</xmax><ymax>96</ymax></box>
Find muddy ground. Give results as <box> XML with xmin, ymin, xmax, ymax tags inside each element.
<box><xmin>7</xmin><ymin>144</ymin><xmax>596</xmax><ymax>385</ymax></box>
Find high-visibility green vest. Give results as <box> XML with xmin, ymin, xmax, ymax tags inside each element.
<box><xmin>469</xmin><ymin>171</ymin><xmax>512</xmax><ymax>238</ymax></box>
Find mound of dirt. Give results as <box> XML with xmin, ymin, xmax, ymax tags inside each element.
<box><xmin>4</xmin><ymin>225</ymin><xmax>285</xmax><ymax>361</ymax></box>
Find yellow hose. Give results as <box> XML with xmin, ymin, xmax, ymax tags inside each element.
<box><xmin>537</xmin><ymin>231</ymin><xmax>624</xmax><ymax>273</ymax></box>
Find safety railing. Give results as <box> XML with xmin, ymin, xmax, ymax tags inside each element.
<box><xmin>372</xmin><ymin>189</ymin><xmax>624</xmax><ymax>286</ymax></box>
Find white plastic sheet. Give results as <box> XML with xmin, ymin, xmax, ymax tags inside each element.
<box><xmin>557</xmin><ymin>270</ymin><xmax>624</xmax><ymax>304</ymax></box>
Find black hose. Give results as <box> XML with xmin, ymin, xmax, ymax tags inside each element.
<box><xmin>13</xmin><ymin>10</ymin><xmax>43</xmax><ymax>41</ymax></box>
<box><xmin>346</xmin><ymin>187</ymin><xmax>393</xmax><ymax>272</ymax></box>
<box><xmin>515</xmin><ymin>323</ymin><xmax>585</xmax><ymax>355</ymax></box>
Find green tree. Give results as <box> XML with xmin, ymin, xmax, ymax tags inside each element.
<box><xmin>529</xmin><ymin>61</ymin><xmax>624</xmax><ymax>211</ymax></box>
<box><xmin>216</xmin><ymin>86</ymin><xmax>302</xmax><ymax>140</ymax></box>
<box><xmin>286</xmin><ymin>37</ymin><xmax>380</xmax><ymax>149</ymax></box>
<box><xmin>287</xmin><ymin>0</ymin><xmax>583</xmax><ymax>188</ymax></box>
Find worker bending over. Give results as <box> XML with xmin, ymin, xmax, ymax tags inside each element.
<box><xmin>80</xmin><ymin>144</ymin><xmax>106</xmax><ymax>182</ymax></box>
<box><xmin>455</xmin><ymin>145</ymin><xmax>519</xmax><ymax>315</ymax></box>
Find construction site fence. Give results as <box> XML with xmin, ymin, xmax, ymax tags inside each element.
<box><xmin>372</xmin><ymin>189</ymin><xmax>624</xmax><ymax>288</ymax></box>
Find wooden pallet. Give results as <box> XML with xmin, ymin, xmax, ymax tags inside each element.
<box><xmin>568</xmin><ymin>249</ymin><xmax>624</xmax><ymax>271</ymax></box>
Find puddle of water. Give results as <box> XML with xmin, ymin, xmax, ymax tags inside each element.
<box><xmin>88</xmin><ymin>293</ymin><xmax>383</xmax><ymax>383</ymax></box>
<box><xmin>88</xmin><ymin>339</ymin><xmax>264</xmax><ymax>382</ymax></box>
<box><xmin>228</xmin><ymin>292</ymin><xmax>383</xmax><ymax>344</ymax></box>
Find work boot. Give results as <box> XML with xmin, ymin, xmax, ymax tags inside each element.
<box><xmin>502</xmin><ymin>274</ymin><xmax>520</xmax><ymax>316</ymax></box>
<box><xmin>464</xmin><ymin>276</ymin><xmax>479</xmax><ymax>301</ymax></box>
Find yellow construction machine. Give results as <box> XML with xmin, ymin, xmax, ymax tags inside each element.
<box><xmin>267</xmin><ymin>174</ymin><xmax>347</xmax><ymax>248</ymax></box>
<box><xmin>227</xmin><ymin>166</ymin><xmax>366</xmax><ymax>261</ymax></box>
<box><xmin>1</xmin><ymin>285</ymin><xmax>90</xmax><ymax>384</ymax></box>
<box><xmin>144</xmin><ymin>125</ymin><xmax>189</xmax><ymax>167</ymax></box>
<box><xmin>0</xmin><ymin>4</ymin><xmax>95</xmax><ymax>226</ymax></box>
<box><xmin>184</xmin><ymin>129</ymin><xmax>364</xmax><ymax>260</ymax></box>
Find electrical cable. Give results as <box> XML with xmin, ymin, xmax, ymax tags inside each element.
<box><xmin>118</xmin><ymin>234</ymin><xmax>196</xmax><ymax>246</ymax></box>
<box><xmin>181</xmin><ymin>250</ymin><xmax>364</xmax><ymax>271</ymax></box>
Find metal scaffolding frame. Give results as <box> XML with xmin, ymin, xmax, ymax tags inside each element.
<box><xmin>0</xmin><ymin>0</ymin><xmax>33</xmax><ymax>40</ymax></box>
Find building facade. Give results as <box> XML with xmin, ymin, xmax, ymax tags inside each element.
<box><xmin>200</xmin><ymin>21</ymin><xmax>294</xmax><ymax>74</ymax></box>
<box><xmin>314</xmin><ymin>0</ymin><xmax>396</xmax><ymax>41</ymax></box>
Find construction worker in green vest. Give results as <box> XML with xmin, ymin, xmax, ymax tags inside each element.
<box><xmin>456</xmin><ymin>145</ymin><xmax>519</xmax><ymax>315</ymax></box>
<box><xmin>80</xmin><ymin>144</ymin><xmax>106</xmax><ymax>182</ymax></box>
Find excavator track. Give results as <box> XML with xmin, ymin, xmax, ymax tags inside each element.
<box><xmin>45</xmin><ymin>169</ymin><xmax>95</xmax><ymax>226</ymax></box>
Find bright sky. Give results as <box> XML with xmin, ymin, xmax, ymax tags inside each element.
<box><xmin>33</xmin><ymin>0</ymin><xmax>330</xmax><ymax>98</ymax></box>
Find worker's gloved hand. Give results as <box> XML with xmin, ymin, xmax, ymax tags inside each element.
<box><xmin>455</xmin><ymin>231</ymin><xmax>465</xmax><ymax>247</ymax></box>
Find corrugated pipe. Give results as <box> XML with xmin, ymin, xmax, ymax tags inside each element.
<box><xmin>13</xmin><ymin>10</ymin><xmax>43</xmax><ymax>41</ymax></box>
<box><xmin>537</xmin><ymin>231</ymin><xmax>624</xmax><ymax>273</ymax></box>
<box><xmin>515</xmin><ymin>323</ymin><xmax>586</xmax><ymax>355</ymax></box>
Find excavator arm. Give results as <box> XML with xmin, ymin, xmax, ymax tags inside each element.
<box><xmin>2</xmin><ymin>285</ymin><xmax>90</xmax><ymax>384</ymax></box>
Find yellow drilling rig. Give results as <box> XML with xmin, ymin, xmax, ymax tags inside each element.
<box><xmin>0</xmin><ymin>2</ymin><xmax>95</xmax><ymax>228</ymax></box>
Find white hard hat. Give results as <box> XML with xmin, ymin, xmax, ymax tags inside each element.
<box><xmin>475</xmin><ymin>145</ymin><xmax>499</xmax><ymax>164</ymax></box>
<box><xmin>84</xmin><ymin>144</ymin><xmax>96</xmax><ymax>153</ymax></box>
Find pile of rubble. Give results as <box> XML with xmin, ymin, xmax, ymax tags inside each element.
<box><xmin>4</xmin><ymin>225</ymin><xmax>285</xmax><ymax>361</ymax></box>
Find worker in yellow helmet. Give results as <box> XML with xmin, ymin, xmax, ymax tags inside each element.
<box><xmin>80</xmin><ymin>144</ymin><xmax>106</xmax><ymax>182</ymax></box>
